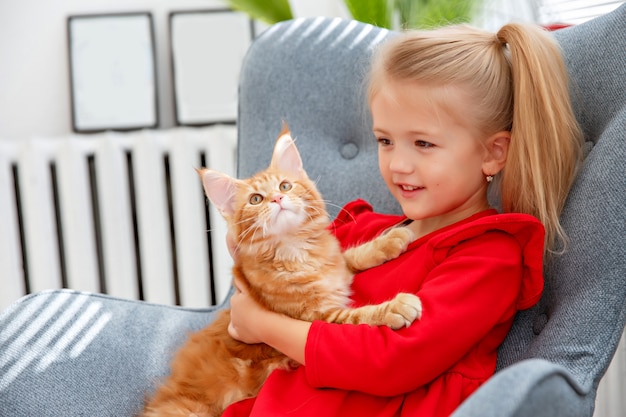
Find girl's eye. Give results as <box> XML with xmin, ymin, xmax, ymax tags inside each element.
<box><xmin>279</xmin><ymin>181</ymin><xmax>292</xmax><ymax>192</ymax></box>
<box><xmin>377</xmin><ymin>137</ymin><xmax>392</xmax><ymax>146</ymax></box>
<box><xmin>416</xmin><ymin>140</ymin><xmax>434</xmax><ymax>148</ymax></box>
<box><xmin>249</xmin><ymin>194</ymin><xmax>263</xmax><ymax>205</ymax></box>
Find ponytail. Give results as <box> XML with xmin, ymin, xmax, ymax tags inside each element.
<box><xmin>496</xmin><ymin>24</ymin><xmax>583</xmax><ymax>254</ymax></box>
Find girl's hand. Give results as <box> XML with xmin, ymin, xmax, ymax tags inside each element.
<box><xmin>228</xmin><ymin>279</ymin><xmax>266</xmax><ymax>344</ymax></box>
<box><xmin>228</xmin><ymin>279</ymin><xmax>311</xmax><ymax>365</ymax></box>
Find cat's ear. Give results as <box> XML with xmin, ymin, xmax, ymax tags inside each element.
<box><xmin>196</xmin><ymin>168</ymin><xmax>240</xmax><ymax>217</ymax></box>
<box><xmin>270</xmin><ymin>123</ymin><xmax>306</xmax><ymax>179</ymax></box>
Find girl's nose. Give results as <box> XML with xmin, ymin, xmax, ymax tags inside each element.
<box><xmin>389</xmin><ymin>153</ymin><xmax>414</xmax><ymax>174</ymax></box>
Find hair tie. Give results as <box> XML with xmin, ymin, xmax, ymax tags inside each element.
<box><xmin>496</xmin><ymin>34</ymin><xmax>507</xmax><ymax>47</ymax></box>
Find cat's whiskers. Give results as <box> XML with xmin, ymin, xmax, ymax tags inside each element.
<box><xmin>306</xmin><ymin>198</ymin><xmax>356</xmax><ymax>224</ymax></box>
<box><xmin>304</xmin><ymin>209</ymin><xmax>315</xmax><ymax>224</ymax></box>
<box><xmin>249</xmin><ymin>227</ymin><xmax>261</xmax><ymax>248</ymax></box>
<box><xmin>305</xmin><ymin>206</ymin><xmax>329</xmax><ymax>228</ymax></box>
<box><xmin>249</xmin><ymin>222</ymin><xmax>268</xmax><ymax>245</ymax></box>
<box><xmin>232</xmin><ymin>224</ymin><xmax>263</xmax><ymax>255</ymax></box>
<box><xmin>323</xmin><ymin>200</ymin><xmax>357</xmax><ymax>223</ymax></box>
<box><xmin>239</xmin><ymin>221</ymin><xmax>260</xmax><ymax>243</ymax></box>
<box><xmin>232</xmin><ymin>217</ymin><xmax>261</xmax><ymax>248</ymax></box>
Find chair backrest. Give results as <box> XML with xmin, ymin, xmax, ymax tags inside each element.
<box><xmin>237</xmin><ymin>5</ymin><xmax>626</xmax><ymax>398</ymax></box>
<box><xmin>499</xmin><ymin>3</ymin><xmax>626</xmax><ymax>390</ymax></box>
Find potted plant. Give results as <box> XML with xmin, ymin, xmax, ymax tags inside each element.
<box><xmin>225</xmin><ymin>0</ymin><xmax>483</xmax><ymax>29</ymax></box>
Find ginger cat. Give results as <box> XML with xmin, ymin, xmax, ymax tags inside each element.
<box><xmin>141</xmin><ymin>126</ymin><xmax>422</xmax><ymax>417</ymax></box>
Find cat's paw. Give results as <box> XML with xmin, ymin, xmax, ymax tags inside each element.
<box><xmin>344</xmin><ymin>227</ymin><xmax>415</xmax><ymax>272</ymax></box>
<box><xmin>384</xmin><ymin>293</ymin><xmax>422</xmax><ymax>330</ymax></box>
<box><xmin>381</xmin><ymin>227</ymin><xmax>415</xmax><ymax>259</ymax></box>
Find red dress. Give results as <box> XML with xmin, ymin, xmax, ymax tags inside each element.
<box><xmin>223</xmin><ymin>200</ymin><xmax>545</xmax><ymax>417</ymax></box>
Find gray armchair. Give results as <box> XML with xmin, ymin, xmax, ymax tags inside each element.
<box><xmin>1</xmin><ymin>5</ymin><xmax>624</xmax><ymax>416</ymax></box>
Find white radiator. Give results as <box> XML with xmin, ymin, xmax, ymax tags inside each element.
<box><xmin>0</xmin><ymin>126</ymin><xmax>237</xmax><ymax>311</ymax></box>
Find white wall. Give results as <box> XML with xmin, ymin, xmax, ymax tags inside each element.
<box><xmin>3</xmin><ymin>0</ymin><xmax>622</xmax><ymax>141</ymax></box>
<box><xmin>0</xmin><ymin>0</ymin><xmax>353</xmax><ymax>141</ymax></box>
<box><xmin>0</xmin><ymin>0</ymin><xmax>229</xmax><ymax>141</ymax></box>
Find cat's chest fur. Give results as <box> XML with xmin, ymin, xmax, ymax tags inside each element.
<box><xmin>271</xmin><ymin>236</ymin><xmax>322</xmax><ymax>268</ymax></box>
<box><xmin>237</xmin><ymin>231</ymin><xmax>354</xmax><ymax>319</ymax></box>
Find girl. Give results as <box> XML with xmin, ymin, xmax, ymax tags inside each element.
<box><xmin>224</xmin><ymin>22</ymin><xmax>582</xmax><ymax>417</ymax></box>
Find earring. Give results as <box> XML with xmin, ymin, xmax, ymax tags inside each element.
<box><xmin>486</xmin><ymin>175</ymin><xmax>494</xmax><ymax>183</ymax></box>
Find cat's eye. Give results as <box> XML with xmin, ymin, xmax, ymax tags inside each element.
<box><xmin>279</xmin><ymin>181</ymin><xmax>292</xmax><ymax>192</ymax></box>
<box><xmin>249</xmin><ymin>194</ymin><xmax>263</xmax><ymax>205</ymax></box>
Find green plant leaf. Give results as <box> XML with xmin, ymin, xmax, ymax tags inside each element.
<box><xmin>344</xmin><ymin>0</ymin><xmax>392</xmax><ymax>29</ymax></box>
<box><xmin>406</xmin><ymin>0</ymin><xmax>481</xmax><ymax>28</ymax></box>
<box><xmin>394</xmin><ymin>0</ymin><xmax>419</xmax><ymax>29</ymax></box>
<box><xmin>225</xmin><ymin>0</ymin><xmax>293</xmax><ymax>25</ymax></box>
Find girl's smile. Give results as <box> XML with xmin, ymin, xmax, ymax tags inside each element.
<box><xmin>397</xmin><ymin>183</ymin><xmax>425</xmax><ymax>198</ymax></box>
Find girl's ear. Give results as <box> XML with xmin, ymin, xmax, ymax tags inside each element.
<box><xmin>270</xmin><ymin>123</ymin><xmax>306</xmax><ymax>178</ymax></box>
<box><xmin>196</xmin><ymin>168</ymin><xmax>240</xmax><ymax>217</ymax></box>
<box><xmin>482</xmin><ymin>132</ymin><xmax>511</xmax><ymax>176</ymax></box>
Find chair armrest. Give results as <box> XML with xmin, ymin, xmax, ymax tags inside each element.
<box><xmin>0</xmin><ymin>289</ymin><xmax>232</xmax><ymax>416</ymax></box>
<box><xmin>451</xmin><ymin>359</ymin><xmax>593</xmax><ymax>417</ymax></box>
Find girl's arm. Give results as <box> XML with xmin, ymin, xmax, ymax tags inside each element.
<box><xmin>228</xmin><ymin>281</ymin><xmax>311</xmax><ymax>365</ymax></box>
<box><xmin>304</xmin><ymin>231</ymin><xmax>529</xmax><ymax>396</ymax></box>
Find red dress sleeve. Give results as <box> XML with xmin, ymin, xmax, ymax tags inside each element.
<box><xmin>304</xmin><ymin>214</ymin><xmax>543</xmax><ymax>397</ymax></box>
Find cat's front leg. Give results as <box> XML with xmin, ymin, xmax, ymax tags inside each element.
<box><xmin>344</xmin><ymin>227</ymin><xmax>415</xmax><ymax>272</ymax></box>
<box><xmin>324</xmin><ymin>292</ymin><xmax>422</xmax><ymax>330</ymax></box>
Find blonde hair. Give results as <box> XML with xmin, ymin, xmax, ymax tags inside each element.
<box><xmin>368</xmin><ymin>23</ymin><xmax>583</xmax><ymax>255</ymax></box>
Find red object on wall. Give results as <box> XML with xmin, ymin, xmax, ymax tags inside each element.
<box><xmin>544</xmin><ymin>23</ymin><xmax>573</xmax><ymax>31</ymax></box>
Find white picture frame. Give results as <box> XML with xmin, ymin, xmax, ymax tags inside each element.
<box><xmin>68</xmin><ymin>13</ymin><xmax>159</xmax><ymax>133</ymax></box>
<box><xmin>170</xmin><ymin>9</ymin><xmax>253</xmax><ymax>125</ymax></box>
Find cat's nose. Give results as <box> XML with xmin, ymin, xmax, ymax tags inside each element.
<box><xmin>271</xmin><ymin>195</ymin><xmax>284</xmax><ymax>203</ymax></box>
